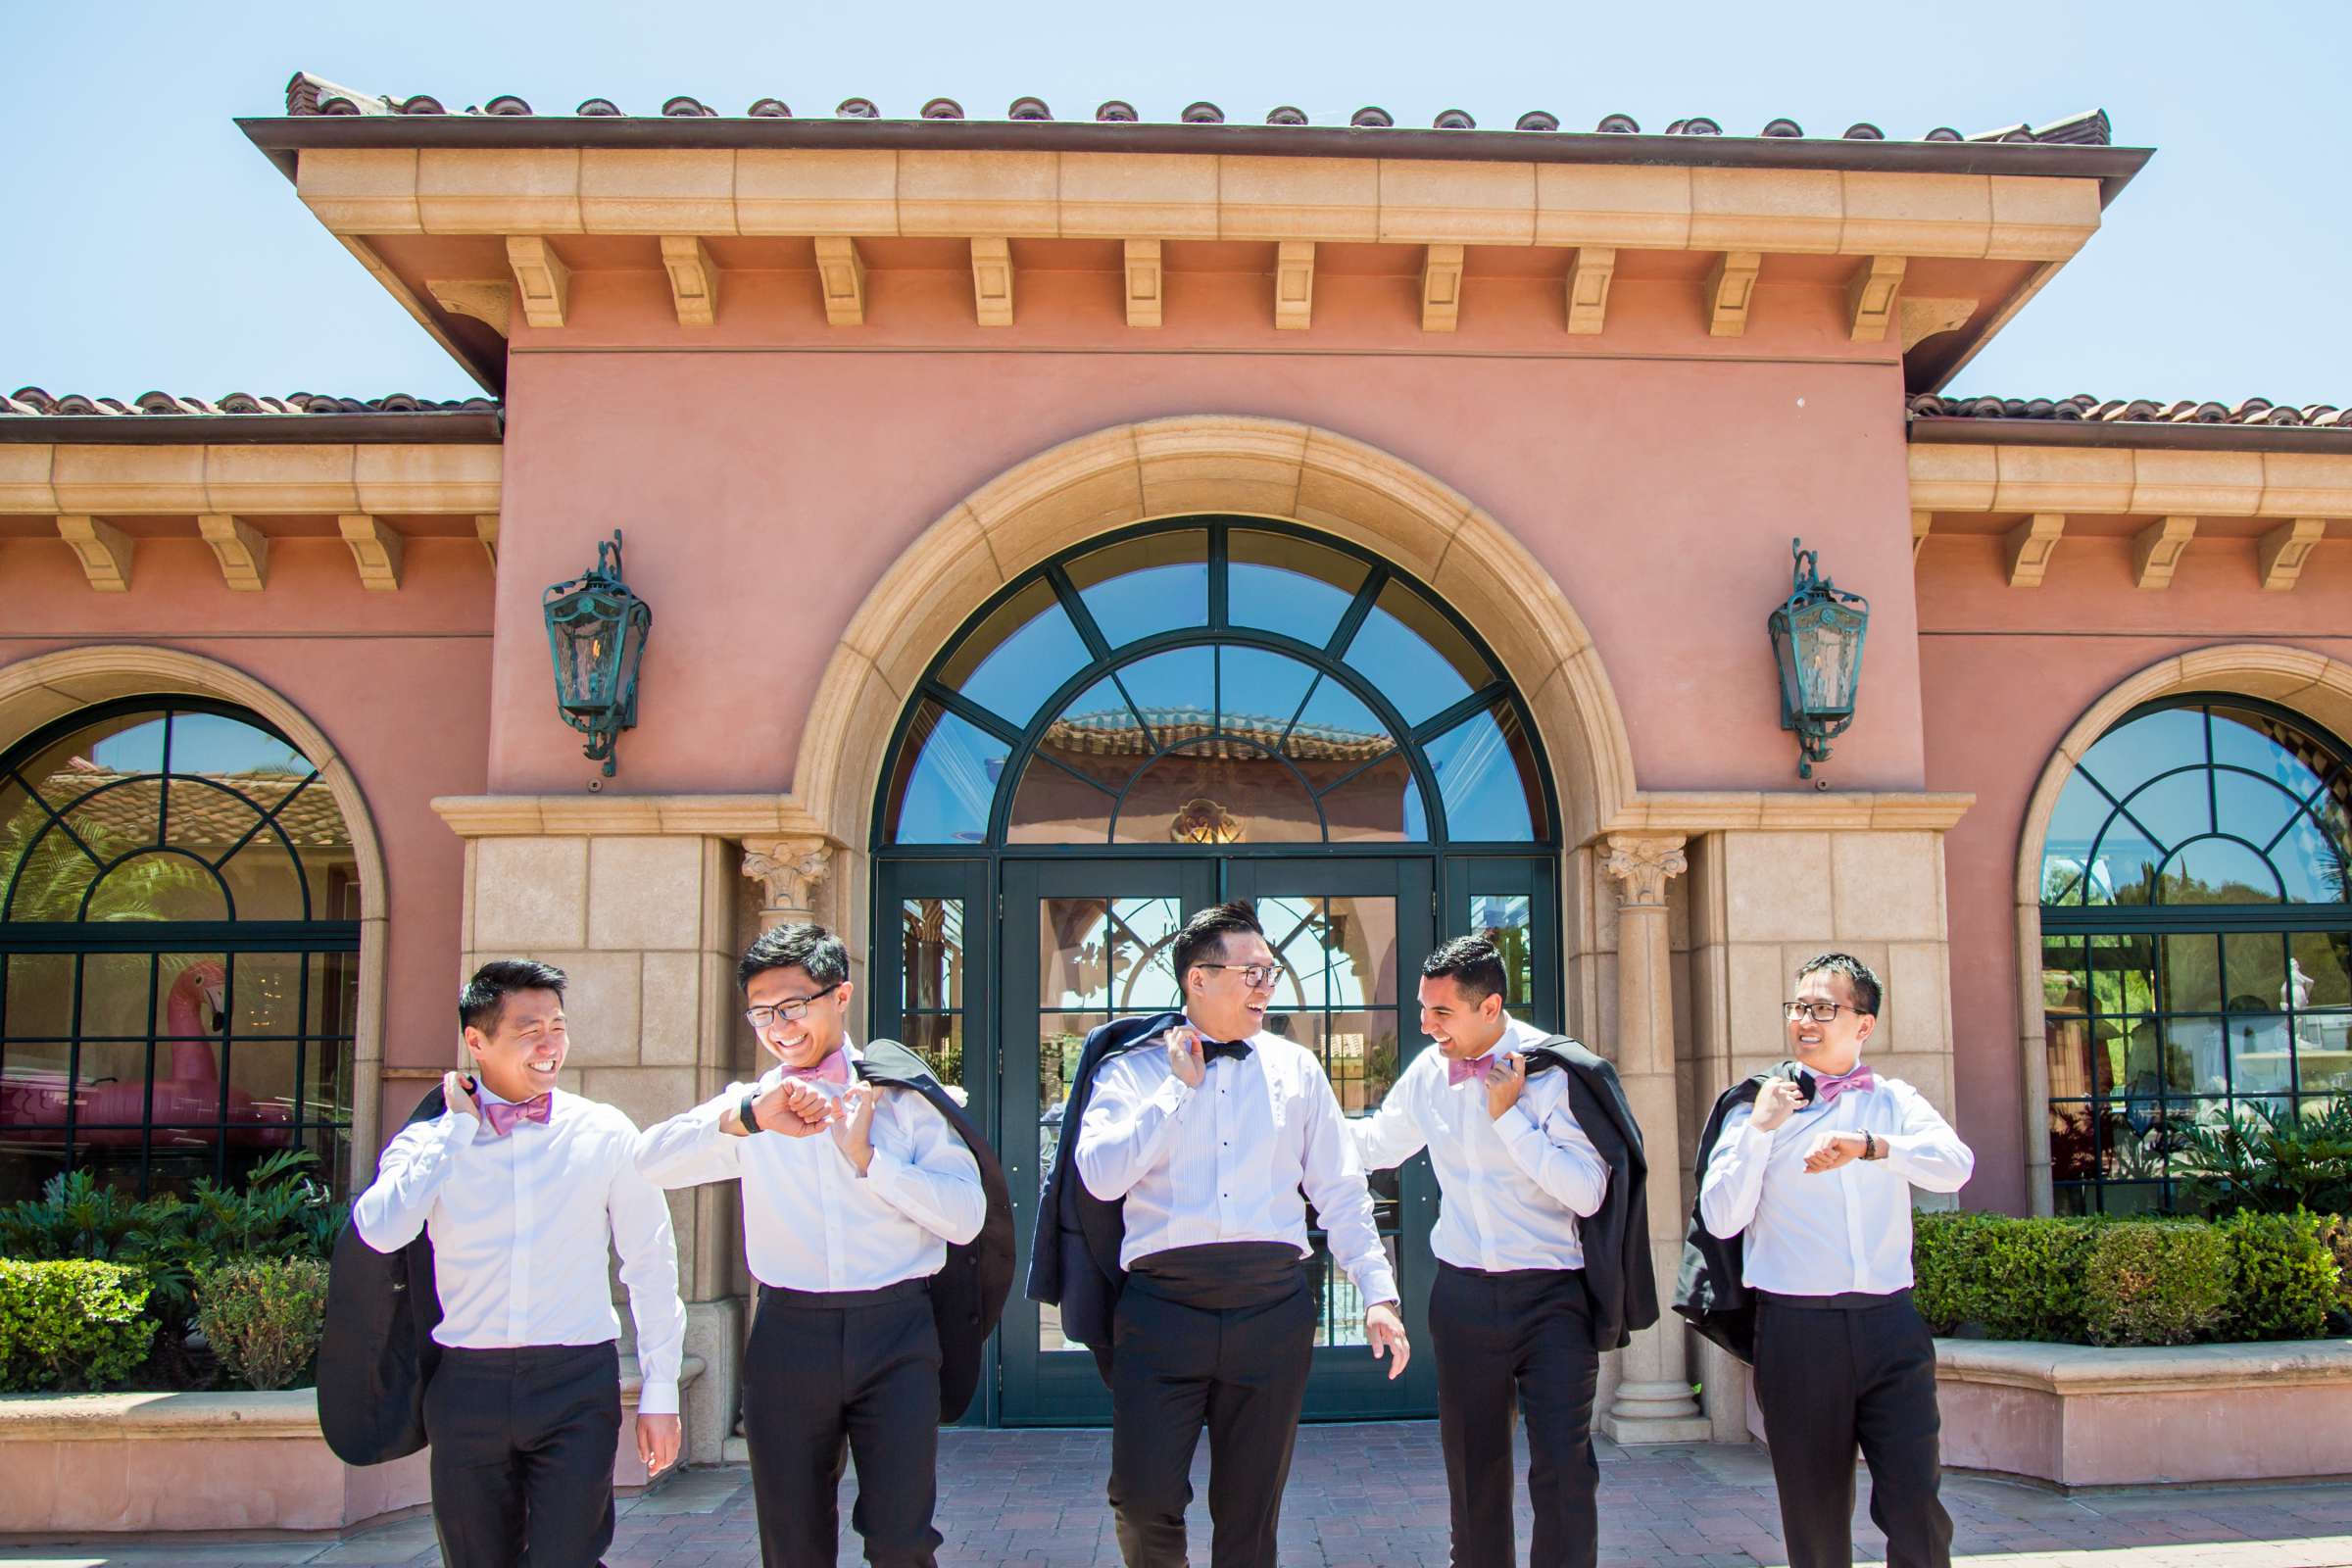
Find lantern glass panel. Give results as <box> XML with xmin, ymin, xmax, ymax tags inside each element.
<box><xmin>549</xmin><ymin>591</ymin><xmax>627</xmax><ymax>711</ymax></box>
<box><xmin>1790</xmin><ymin>601</ymin><xmax>1864</xmax><ymax>717</ymax></box>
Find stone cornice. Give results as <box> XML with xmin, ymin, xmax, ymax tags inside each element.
<box><xmin>1909</xmin><ymin>441</ymin><xmax>2352</xmax><ymax>517</ymax></box>
<box><xmin>430</xmin><ymin>793</ymin><xmax>831</xmax><ymax>840</ymax></box>
<box><xmin>1598</xmin><ymin>791</ymin><xmax>1975</xmax><ymax>838</ymax></box>
<box><xmin>1936</xmin><ymin>1337</ymin><xmax>2352</xmax><ymax>1397</ymax></box>
<box><xmin>0</xmin><ymin>442</ymin><xmax>501</xmax><ymax>515</ymax></box>
<box><xmin>283</xmin><ymin>146</ymin><xmax>2105</xmax><ymax>262</ymax></box>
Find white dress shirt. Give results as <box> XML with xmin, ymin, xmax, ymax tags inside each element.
<box><xmin>1074</xmin><ymin>1024</ymin><xmax>1399</xmax><ymax>1306</ymax></box>
<box><xmin>632</xmin><ymin>1040</ymin><xmax>986</xmax><ymax>1293</ymax></box>
<box><xmin>351</xmin><ymin>1086</ymin><xmax>687</xmax><ymax>1416</ymax></box>
<box><xmin>1353</xmin><ymin>1015</ymin><xmax>1608</xmax><ymax>1273</ymax></box>
<box><xmin>1697</xmin><ymin>1069</ymin><xmax>1974</xmax><ymax>1297</ymax></box>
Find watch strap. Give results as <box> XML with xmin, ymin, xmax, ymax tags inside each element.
<box><xmin>738</xmin><ymin>1090</ymin><xmax>762</xmax><ymax>1135</ymax></box>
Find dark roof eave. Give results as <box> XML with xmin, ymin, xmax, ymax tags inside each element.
<box><xmin>0</xmin><ymin>410</ymin><xmax>505</xmax><ymax>445</ymax></box>
<box><xmin>1906</xmin><ymin>416</ymin><xmax>2352</xmax><ymax>456</ymax></box>
<box><xmin>236</xmin><ymin>116</ymin><xmax>2154</xmax><ymax>208</ymax></box>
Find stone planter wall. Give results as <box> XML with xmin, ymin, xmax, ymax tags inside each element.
<box><xmin>1746</xmin><ymin>1337</ymin><xmax>2352</xmax><ymax>1488</ymax></box>
<box><xmin>0</xmin><ymin>1354</ymin><xmax>698</xmax><ymax>1535</ymax></box>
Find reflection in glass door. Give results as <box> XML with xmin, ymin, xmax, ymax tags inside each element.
<box><xmin>999</xmin><ymin>859</ymin><xmax>1214</xmax><ymax>1423</ymax></box>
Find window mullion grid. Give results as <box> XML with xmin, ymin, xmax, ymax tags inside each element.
<box><xmin>1327</xmin><ymin>568</ymin><xmax>1388</xmax><ymax>661</ymax></box>
<box><xmin>1410</xmin><ymin>681</ymin><xmax>1510</xmax><ymax>748</ymax></box>
<box><xmin>1207</xmin><ymin>524</ymin><xmax>1230</xmax><ymax>631</ymax></box>
<box><xmin>1046</xmin><ymin>564</ymin><xmax>1113</xmax><ymax>664</ymax></box>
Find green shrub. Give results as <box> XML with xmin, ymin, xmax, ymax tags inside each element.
<box><xmin>0</xmin><ymin>1150</ymin><xmax>346</xmax><ymax>1335</ymax></box>
<box><xmin>2220</xmin><ymin>1209</ymin><xmax>2341</xmax><ymax>1342</ymax></box>
<box><xmin>1914</xmin><ymin>1210</ymin><xmax>2098</xmax><ymax>1342</ymax></box>
<box><xmin>193</xmin><ymin>1256</ymin><xmax>331</xmax><ymax>1392</ymax></box>
<box><xmin>0</xmin><ymin>1259</ymin><xmax>156</xmax><ymax>1392</ymax></box>
<box><xmin>2079</xmin><ymin>1221</ymin><xmax>2230</xmax><ymax>1346</ymax></box>
<box><xmin>2317</xmin><ymin>1215</ymin><xmax>2352</xmax><ymax>1324</ymax></box>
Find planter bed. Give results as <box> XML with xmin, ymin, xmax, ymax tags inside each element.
<box><xmin>1746</xmin><ymin>1338</ymin><xmax>2352</xmax><ymax>1488</ymax></box>
<box><xmin>0</xmin><ymin>1354</ymin><xmax>699</xmax><ymax>1535</ymax></box>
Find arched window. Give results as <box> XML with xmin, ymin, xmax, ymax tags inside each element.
<box><xmin>2039</xmin><ymin>696</ymin><xmax>2352</xmax><ymax>1213</ymax></box>
<box><xmin>0</xmin><ymin>700</ymin><xmax>360</xmax><ymax>1201</ymax></box>
<box><xmin>881</xmin><ymin>523</ymin><xmax>1547</xmax><ymax>850</ymax></box>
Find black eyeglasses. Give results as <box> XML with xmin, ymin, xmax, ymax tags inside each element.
<box><xmin>745</xmin><ymin>992</ymin><xmax>834</xmax><ymax>1029</ymax></box>
<box><xmin>1784</xmin><ymin>1001</ymin><xmax>1865</xmax><ymax>1023</ymax></box>
<box><xmin>1195</xmin><ymin>962</ymin><xmax>1290</xmax><ymax>989</ymax></box>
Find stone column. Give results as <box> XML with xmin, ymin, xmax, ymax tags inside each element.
<box><xmin>741</xmin><ymin>834</ymin><xmax>833</xmax><ymax>931</ymax></box>
<box><xmin>727</xmin><ymin>835</ymin><xmax>835</xmax><ymax>1449</ymax></box>
<box><xmin>1597</xmin><ymin>833</ymin><xmax>1711</xmax><ymax>1444</ymax></box>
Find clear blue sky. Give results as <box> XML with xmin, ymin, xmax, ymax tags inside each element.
<box><xmin>6</xmin><ymin>2</ymin><xmax>2345</xmax><ymax>406</ymax></box>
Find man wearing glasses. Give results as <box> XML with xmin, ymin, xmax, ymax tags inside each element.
<box><xmin>1693</xmin><ymin>953</ymin><xmax>1974</xmax><ymax>1568</ymax></box>
<box><xmin>635</xmin><ymin>924</ymin><xmax>986</xmax><ymax>1568</ymax></box>
<box><xmin>1066</xmin><ymin>900</ymin><xmax>1407</xmax><ymax>1568</ymax></box>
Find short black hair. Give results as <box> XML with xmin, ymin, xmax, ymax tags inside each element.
<box><xmin>460</xmin><ymin>958</ymin><xmax>567</xmax><ymax>1034</ymax></box>
<box><xmin>1422</xmin><ymin>936</ymin><xmax>1507</xmax><ymax>1004</ymax></box>
<box><xmin>739</xmin><ymin>921</ymin><xmax>851</xmax><ymax>992</ymax></box>
<box><xmin>1795</xmin><ymin>952</ymin><xmax>1883</xmax><ymax>1016</ymax></box>
<box><xmin>1171</xmin><ymin>901</ymin><xmax>1264</xmax><ymax>988</ymax></box>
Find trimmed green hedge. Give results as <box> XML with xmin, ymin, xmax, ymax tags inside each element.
<box><xmin>0</xmin><ymin>1259</ymin><xmax>156</xmax><ymax>1392</ymax></box>
<box><xmin>1915</xmin><ymin>1208</ymin><xmax>2347</xmax><ymax>1348</ymax></box>
<box><xmin>195</xmin><ymin>1256</ymin><xmax>331</xmax><ymax>1392</ymax></box>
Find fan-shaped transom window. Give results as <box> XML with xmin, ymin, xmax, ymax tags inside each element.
<box><xmin>882</xmin><ymin>521</ymin><xmax>1548</xmax><ymax>849</ymax></box>
<box><xmin>0</xmin><ymin>701</ymin><xmax>361</xmax><ymax>1202</ymax></box>
<box><xmin>2039</xmin><ymin>697</ymin><xmax>2352</xmax><ymax>1215</ymax></box>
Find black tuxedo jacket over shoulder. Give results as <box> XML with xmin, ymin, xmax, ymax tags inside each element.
<box><xmin>1024</xmin><ymin>1010</ymin><xmax>1187</xmax><ymax>1386</ymax></box>
<box><xmin>317</xmin><ymin>1084</ymin><xmax>446</xmax><ymax>1466</ymax></box>
<box><xmin>1520</xmin><ymin>1035</ymin><xmax>1659</xmax><ymax>1351</ymax></box>
<box><xmin>1672</xmin><ymin>1063</ymin><xmax>1813</xmax><ymax>1365</ymax></box>
<box><xmin>855</xmin><ymin>1037</ymin><xmax>1017</xmax><ymax>1424</ymax></box>
<box><xmin>1025</xmin><ymin>1015</ymin><xmax>1662</xmax><ymax>1384</ymax></box>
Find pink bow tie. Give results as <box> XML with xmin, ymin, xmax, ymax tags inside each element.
<box><xmin>782</xmin><ymin>1052</ymin><xmax>851</xmax><ymax>1088</ymax></box>
<box><xmin>1446</xmin><ymin>1054</ymin><xmax>1494</xmax><ymax>1087</ymax></box>
<box><xmin>1809</xmin><ymin>1062</ymin><xmax>1877</xmax><ymax>1105</ymax></box>
<box><xmin>481</xmin><ymin>1093</ymin><xmax>553</xmax><ymax>1137</ymax></box>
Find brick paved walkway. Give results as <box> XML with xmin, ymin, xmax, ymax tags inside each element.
<box><xmin>6</xmin><ymin>1425</ymin><xmax>2352</xmax><ymax>1567</ymax></box>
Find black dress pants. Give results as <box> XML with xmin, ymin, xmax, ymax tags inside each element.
<box><xmin>424</xmin><ymin>1341</ymin><xmax>622</xmax><ymax>1568</ymax></box>
<box><xmin>1752</xmin><ymin>1290</ymin><xmax>1953</xmax><ymax>1568</ymax></box>
<box><xmin>742</xmin><ymin>1277</ymin><xmax>943</xmax><ymax>1568</ymax></box>
<box><xmin>1429</xmin><ymin>1262</ymin><xmax>1600</xmax><ymax>1568</ymax></box>
<box><xmin>1108</xmin><ymin>1243</ymin><xmax>1318</xmax><ymax>1568</ymax></box>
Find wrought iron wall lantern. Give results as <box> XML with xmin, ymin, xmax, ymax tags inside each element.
<box><xmin>1766</xmin><ymin>537</ymin><xmax>1870</xmax><ymax>779</ymax></box>
<box><xmin>542</xmin><ymin>530</ymin><xmax>652</xmax><ymax>778</ymax></box>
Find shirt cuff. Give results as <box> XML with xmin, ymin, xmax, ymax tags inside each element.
<box><xmin>635</xmin><ymin>1378</ymin><xmax>680</xmax><ymax>1418</ymax></box>
<box><xmin>1498</xmin><ymin>1104</ymin><xmax>1544</xmax><ymax>1146</ymax></box>
<box><xmin>442</xmin><ymin>1110</ymin><xmax>481</xmax><ymax>1146</ymax></box>
<box><xmin>865</xmin><ymin>1146</ymin><xmax>909</xmax><ymax>1187</ymax></box>
<box><xmin>1739</xmin><ymin>1115</ymin><xmax>1777</xmax><ymax>1149</ymax></box>
<box><xmin>1148</xmin><ymin>1073</ymin><xmax>1196</xmax><ymax>1116</ymax></box>
<box><xmin>1349</xmin><ymin>1258</ymin><xmax>1400</xmax><ymax>1308</ymax></box>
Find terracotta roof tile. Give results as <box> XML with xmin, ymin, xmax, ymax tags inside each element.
<box><xmin>274</xmin><ymin>74</ymin><xmax>2115</xmax><ymax>145</ymax></box>
<box><xmin>1908</xmin><ymin>393</ymin><xmax>2352</xmax><ymax>429</ymax></box>
<box><xmin>2</xmin><ymin>387</ymin><xmax>498</xmax><ymax>418</ymax></box>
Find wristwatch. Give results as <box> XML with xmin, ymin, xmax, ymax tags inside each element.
<box><xmin>1862</xmin><ymin>1130</ymin><xmax>1879</xmax><ymax>1161</ymax></box>
<box><xmin>738</xmin><ymin>1091</ymin><xmax>763</xmax><ymax>1135</ymax></box>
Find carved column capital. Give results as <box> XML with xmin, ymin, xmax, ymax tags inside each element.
<box><xmin>741</xmin><ymin>835</ymin><xmax>834</xmax><ymax>928</ymax></box>
<box><xmin>1604</xmin><ymin>834</ymin><xmax>1689</xmax><ymax>909</ymax></box>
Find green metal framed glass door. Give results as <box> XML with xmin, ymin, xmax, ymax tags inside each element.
<box><xmin>1222</xmin><ymin>856</ymin><xmax>1439</xmax><ymax>1418</ymax></box>
<box><xmin>998</xmin><ymin>857</ymin><xmax>1217</xmax><ymax>1424</ymax></box>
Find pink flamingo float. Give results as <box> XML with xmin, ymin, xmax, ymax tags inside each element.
<box><xmin>1</xmin><ymin>959</ymin><xmax>294</xmax><ymax>1150</ymax></box>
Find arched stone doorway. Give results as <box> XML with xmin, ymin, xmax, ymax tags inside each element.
<box><xmin>793</xmin><ymin>418</ymin><xmax>1632</xmax><ymax>1425</ymax></box>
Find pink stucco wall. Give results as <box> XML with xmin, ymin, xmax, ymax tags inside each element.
<box><xmin>489</xmin><ymin>259</ymin><xmax>1927</xmax><ymax>802</ymax></box>
<box><xmin>0</xmin><ymin>532</ymin><xmax>494</xmax><ymax>1098</ymax></box>
<box><xmin>1919</xmin><ymin>531</ymin><xmax>2352</xmax><ymax>1212</ymax></box>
